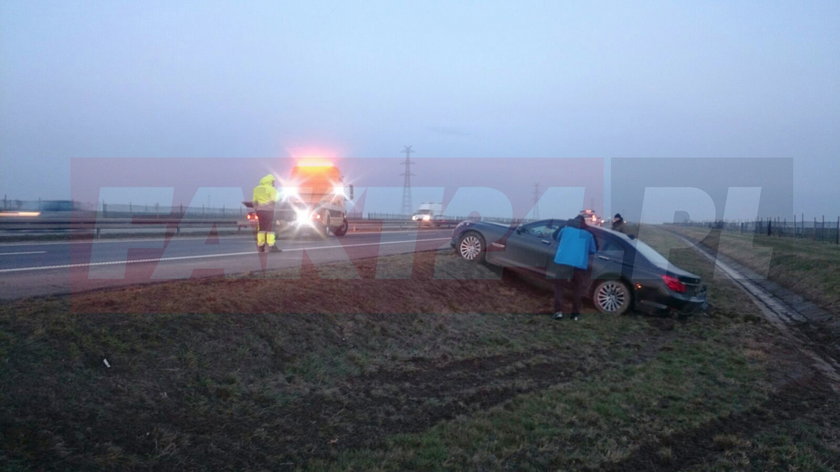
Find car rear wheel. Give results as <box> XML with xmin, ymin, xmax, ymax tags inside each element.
<box><xmin>592</xmin><ymin>280</ymin><xmax>631</xmax><ymax>315</ymax></box>
<box><xmin>332</xmin><ymin>218</ymin><xmax>348</xmax><ymax>236</ymax></box>
<box><xmin>458</xmin><ymin>232</ymin><xmax>485</xmax><ymax>262</ymax></box>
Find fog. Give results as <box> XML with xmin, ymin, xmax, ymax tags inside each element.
<box><xmin>2</xmin><ymin>1</ymin><xmax>838</xmax><ymax>222</ymax></box>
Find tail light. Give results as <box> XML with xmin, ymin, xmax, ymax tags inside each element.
<box><xmin>247</xmin><ymin>213</ymin><xmax>257</xmax><ymax>221</ymax></box>
<box><xmin>662</xmin><ymin>274</ymin><xmax>686</xmax><ymax>293</ymax></box>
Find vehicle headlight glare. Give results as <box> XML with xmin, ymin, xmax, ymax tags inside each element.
<box><xmin>295</xmin><ymin>209</ymin><xmax>312</xmax><ymax>226</ymax></box>
<box><xmin>284</xmin><ymin>186</ymin><xmax>300</xmax><ymax>200</ymax></box>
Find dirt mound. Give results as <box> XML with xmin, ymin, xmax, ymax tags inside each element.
<box><xmin>64</xmin><ymin>249</ymin><xmax>550</xmax><ymax>315</ymax></box>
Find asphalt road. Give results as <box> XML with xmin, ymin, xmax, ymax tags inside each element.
<box><xmin>0</xmin><ymin>229</ymin><xmax>454</xmax><ymax>300</ymax></box>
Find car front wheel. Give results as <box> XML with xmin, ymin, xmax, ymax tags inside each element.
<box><xmin>592</xmin><ymin>280</ymin><xmax>631</xmax><ymax>315</ymax></box>
<box><xmin>457</xmin><ymin>232</ymin><xmax>485</xmax><ymax>262</ymax></box>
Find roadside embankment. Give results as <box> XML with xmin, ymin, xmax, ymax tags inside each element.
<box><xmin>664</xmin><ymin>225</ymin><xmax>840</xmax><ymax>316</ymax></box>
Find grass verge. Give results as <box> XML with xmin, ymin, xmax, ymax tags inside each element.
<box><xmin>1</xmin><ymin>231</ymin><xmax>838</xmax><ymax>470</ymax></box>
<box><xmin>664</xmin><ymin>225</ymin><xmax>840</xmax><ymax>314</ymax></box>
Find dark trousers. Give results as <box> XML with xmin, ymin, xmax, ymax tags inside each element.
<box><xmin>255</xmin><ymin>210</ymin><xmax>275</xmax><ymax>232</ymax></box>
<box><xmin>554</xmin><ymin>267</ymin><xmax>587</xmax><ymax>314</ymax></box>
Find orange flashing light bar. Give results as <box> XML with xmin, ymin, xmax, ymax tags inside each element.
<box><xmin>295</xmin><ymin>159</ymin><xmax>335</xmax><ymax>168</ymax></box>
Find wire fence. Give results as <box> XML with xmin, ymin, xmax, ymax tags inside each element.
<box><xmin>677</xmin><ymin>216</ymin><xmax>840</xmax><ymax>245</ymax></box>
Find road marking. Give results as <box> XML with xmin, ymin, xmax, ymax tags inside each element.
<box><xmin>0</xmin><ymin>229</ymin><xmax>450</xmax><ymax>247</ymax></box>
<box><xmin>0</xmin><ymin>237</ymin><xmax>451</xmax><ymax>274</ymax></box>
<box><xmin>0</xmin><ymin>251</ymin><xmax>46</xmax><ymax>256</ymax></box>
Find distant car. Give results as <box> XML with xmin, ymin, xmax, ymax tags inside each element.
<box><xmin>451</xmin><ymin>219</ymin><xmax>707</xmax><ymax>315</ymax></box>
<box><xmin>237</xmin><ymin>202</ymin><xmax>259</xmax><ymax>231</ymax></box>
<box><xmin>238</xmin><ymin>211</ymin><xmax>259</xmax><ymax>230</ymax></box>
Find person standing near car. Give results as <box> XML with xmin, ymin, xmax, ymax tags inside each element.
<box><xmin>612</xmin><ymin>213</ymin><xmax>627</xmax><ymax>234</ymax></box>
<box><xmin>252</xmin><ymin>174</ymin><xmax>282</xmax><ymax>253</ymax></box>
<box><xmin>552</xmin><ymin>215</ymin><xmax>597</xmax><ymax>321</ymax></box>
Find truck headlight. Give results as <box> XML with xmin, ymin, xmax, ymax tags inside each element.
<box><xmin>283</xmin><ymin>186</ymin><xmax>300</xmax><ymax>200</ymax></box>
<box><xmin>294</xmin><ymin>209</ymin><xmax>312</xmax><ymax>226</ymax></box>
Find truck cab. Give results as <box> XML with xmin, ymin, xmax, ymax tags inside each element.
<box><xmin>280</xmin><ymin>161</ymin><xmax>353</xmax><ymax>236</ymax></box>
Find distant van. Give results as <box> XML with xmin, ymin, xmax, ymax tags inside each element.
<box><xmin>411</xmin><ymin>202</ymin><xmax>444</xmax><ymax>225</ymax></box>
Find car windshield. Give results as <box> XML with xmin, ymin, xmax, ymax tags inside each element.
<box><xmin>628</xmin><ymin>238</ymin><xmax>671</xmax><ymax>268</ymax></box>
<box><xmin>417</xmin><ymin>209</ymin><xmax>431</xmax><ymax>214</ymax></box>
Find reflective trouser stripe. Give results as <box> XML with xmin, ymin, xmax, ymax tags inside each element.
<box><xmin>257</xmin><ymin>232</ymin><xmax>266</xmax><ymax>247</ymax></box>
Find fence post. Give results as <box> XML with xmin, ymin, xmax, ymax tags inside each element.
<box><xmin>814</xmin><ymin>217</ymin><xmax>818</xmax><ymax>241</ymax></box>
<box><xmin>822</xmin><ymin>215</ymin><xmax>825</xmax><ymax>242</ymax></box>
<box><xmin>836</xmin><ymin>216</ymin><xmax>839</xmax><ymax>245</ymax></box>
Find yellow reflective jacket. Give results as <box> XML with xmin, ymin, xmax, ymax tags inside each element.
<box><xmin>252</xmin><ymin>174</ymin><xmax>278</xmax><ymax>208</ymax></box>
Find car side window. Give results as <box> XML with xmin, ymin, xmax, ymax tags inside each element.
<box><xmin>598</xmin><ymin>236</ymin><xmax>626</xmax><ymax>258</ymax></box>
<box><xmin>522</xmin><ymin>220</ymin><xmax>558</xmax><ymax>238</ymax></box>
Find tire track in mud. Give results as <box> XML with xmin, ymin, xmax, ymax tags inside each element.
<box><xmin>592</xmin><ymin>373</ymin><xmax>839</xmax><ymax>472</ymax></box>
<box><xmin>264</xmin><ymin>327</ymin><xmax>679</xmax><ymax>465</ymax></box>
<box><xmin>667</xmin><ymin>229</ymin><xmax>840</xmax><ymax>391</ymax></box>
<box><xmin>582</xmin><ymin>229</ymin><xmax>840</xmax><ymax>472</ymax></box>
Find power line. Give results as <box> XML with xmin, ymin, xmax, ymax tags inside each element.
<box><xmin>400</xmin><ymin>145</ymin><xmax>414</xmax><ymax>215</ymax></box>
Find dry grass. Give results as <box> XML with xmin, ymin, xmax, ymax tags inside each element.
<box><xmin>1</xmin><ymin>242</ymin><xmax>838</xmax><ymax>471</ymax></box>
<box><xmin>667</xmin><ymin>226</ymin><xmax>840</xmax><ymax>314</ymax></box>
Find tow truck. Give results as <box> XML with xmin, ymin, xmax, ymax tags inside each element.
<box><xmin>242</xmin><ymin>160</ymin><xmax>354</xmax><ymax>237</ymax></box>
<box><xmin>579</xmin><ymin>209</ymin><xmax>604</xmax><ymax>226</ymax></box>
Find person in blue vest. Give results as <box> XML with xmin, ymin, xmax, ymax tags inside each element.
<box><xmin>552</xmin><ymin>215</ymin><xmax>598</xmax><ymax>320</ymax></box>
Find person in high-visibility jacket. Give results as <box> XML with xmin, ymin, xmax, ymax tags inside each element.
<box><xmin>252</xmin><ymin>174</ymin><xmax>282</xmax><ymax>252</ymax></box>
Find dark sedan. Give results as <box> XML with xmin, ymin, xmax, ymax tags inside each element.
<box><xmin>451</xmin><ymin>219</ymin><xmax>707</xmax><ymax>315</ymax></box>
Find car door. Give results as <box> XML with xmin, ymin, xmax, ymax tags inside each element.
<box><xmin>591</xmin><ymin>232</ymin><xmax>633</xmax><ymax>280</ymax></box>
<box><xmin>499</xmin><ymin>220</ymin><xmax>560</xmax><ymax>274</ymax></box>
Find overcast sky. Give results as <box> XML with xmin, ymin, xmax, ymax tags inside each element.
<box><xmin>1</xmin><ymin>1</ymin><xmax>838</xmax><ymax>220</ymax></box>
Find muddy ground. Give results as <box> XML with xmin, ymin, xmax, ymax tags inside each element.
<box><xmin>1</xmin><ymin>247</ymin><xmax>838</xmax><ymax>470</ymax></box>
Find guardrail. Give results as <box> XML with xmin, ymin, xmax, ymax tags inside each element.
<box><xmin>0</xmin><ymin>215</ymin><xmax>461</xmax><ymax>239</ymax></box>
